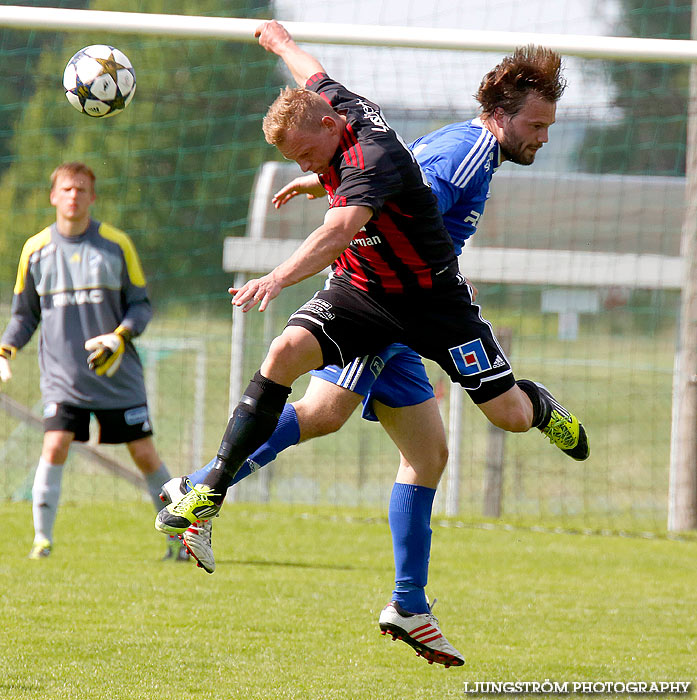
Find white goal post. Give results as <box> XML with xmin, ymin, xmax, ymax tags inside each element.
<box><xmin>1</xmin><ymin>6</ymin><xmax>696</xmax><ymax>528</ymax></box>
<box><xmin>1</xmin><ymin>5</ymin><xmax>697</xmax><ymax>62</ymax></box>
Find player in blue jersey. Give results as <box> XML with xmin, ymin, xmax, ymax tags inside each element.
<box><xmin>158</xmin><ymin>22</ymin><xmax>587</xmax><ymax>668</ymax></box>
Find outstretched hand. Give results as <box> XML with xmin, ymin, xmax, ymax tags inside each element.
<box><xmin>271</xmin><ymin>175</ymin><xmax>324</xmax><ymax>209</ymax></box>
<box><xmin>229</xmin><ymin>274</ymin><xmax>283</xmax><ymax>313</ymax></box>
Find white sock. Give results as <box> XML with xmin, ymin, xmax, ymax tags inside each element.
<box><xmin>32</xmin><ymin>457</ymin><xmax>64</xmax><ymax>544</ymax></box>
<box><xmin>144</xmin><ymin>463</ymin><xmax>171</xmax><ymax>511</ymax></box>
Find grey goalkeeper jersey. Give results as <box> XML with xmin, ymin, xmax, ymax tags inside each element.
<box><xmin>2</xmin><ymin>219</ymin><xmax>152</xmax><ymax>409</ymax></box>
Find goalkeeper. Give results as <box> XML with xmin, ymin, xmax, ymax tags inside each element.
<box><xmin>0</xmin><ymin>162</ymin><xmax>186</xmax><ymax>562</ymax></box>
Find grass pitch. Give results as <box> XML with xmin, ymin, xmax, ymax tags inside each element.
<box><xmin>1</xmin><ymin>501</ymin><xmax>695</xmax><ymax>700</ymax></box>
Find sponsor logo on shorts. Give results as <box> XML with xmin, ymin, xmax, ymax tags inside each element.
<box><xmin>449</xmin><ymin>339</ymin><xmax>492</xmax><ymax>376</ymax></box>
<box><xmin>43</xmin><ymin>402</ymin><xmax>58</xmax><ymax>418</ymax></box>
<box><xmin>295</xmin><ymin>298</ymin><xmax>335</xmax><ymax>321</ymax></box>
<box><xmin>369</xmin><ymin>356</ymin><xmax>385</xmax><ymax>379</ymax></box>
<box><xmin>124</xmin><ymin>406</ymin><xmax>149</xmax><ymax>426</ymax></box>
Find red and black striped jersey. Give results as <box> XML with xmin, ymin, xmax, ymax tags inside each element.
<box><xmin>306</xmin><ymin>73</ymin><xmax>458</xmax><ymax>295</ymax></box>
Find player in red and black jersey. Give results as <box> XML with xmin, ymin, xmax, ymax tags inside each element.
<box><xmin>305</xmin><ymin>72</ymin><xmax>458</xmax><ymax>295</ymax></box>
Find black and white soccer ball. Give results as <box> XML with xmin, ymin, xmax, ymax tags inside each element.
<box><xmin>63</xmin><ymin>45</ymin><xmax>136</xmax><ymax>118</ymax></box>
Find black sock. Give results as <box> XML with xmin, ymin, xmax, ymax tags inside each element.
<box><xmin>203</xmin><ymin>371</ymin><xmax>291</xmax><ymax>500</ymax></box>
<box><xmin>516</xmin><ymin>379</ymin><xmax>549</xmax><ymax>429</ymax></box>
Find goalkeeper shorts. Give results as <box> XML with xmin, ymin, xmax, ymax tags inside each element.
<box><xmin>43</xmin><ymin>402</ymin><xmax>153</xmax><ymax>443</ymax></box>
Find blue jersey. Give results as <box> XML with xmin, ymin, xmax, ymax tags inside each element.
<box><xmin>410</xmin><ymin>118</ymin><xmax>501</xmax><ymax>255</ymax></box>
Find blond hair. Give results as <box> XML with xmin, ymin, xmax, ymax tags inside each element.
<box><xmin>50</xmin><ymin>162</ymin><xmax>96</xmax><ymax>191</ymax></box>
<box><xmin>262</xmin><ymin>87</ymin><xmax>338</xmax><ymax>146</ymax></box>
<box><xmin>476</xmin><ymin>45</ymin><xmax>566</xmax><ymax>117</ymax></box>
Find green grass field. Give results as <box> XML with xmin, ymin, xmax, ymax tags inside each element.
<box><xmin>2</xmin><ymin>501</ymin><xmax>695</xmax><ymax>699</ymax></box>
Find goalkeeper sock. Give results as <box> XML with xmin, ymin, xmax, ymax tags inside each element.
<box><xmin>202</xmin><ymin>371</ymin><xmax>291</xmax><ymax>499</ymax></box>
<box><xmin>144</xmin><ymin>463</ymin><xmax>171</xmax><ymax>511</ymax></box>
<box><xmin>31</xmin><ymin>458</ymin><xmax>64</xmax><ymax>543</ymax></box>
<box><xmin>389</xmin><ymin>482</ymin><xmax>435</xmax><ymax>615</ymax></box>
<box><xmin>186</xmin><ymin>404</ymin><xmax>300</xmax><ymax>487</ymax></box>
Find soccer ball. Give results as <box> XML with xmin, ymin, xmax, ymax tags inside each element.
<box><xmin>63</xmin><ymin>45</ymin><xmax>136</xmax><ymax>118</ymax></box>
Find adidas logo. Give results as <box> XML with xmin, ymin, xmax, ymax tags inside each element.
<box><xmin>194</xmin><ymin>506</ymin><xmax>220</xmax><ymax>518</ymax></box>
<box><xmin>492</xmin><ymin>355</ymin><xmax>506</xmax><ymax>368</ymax></box>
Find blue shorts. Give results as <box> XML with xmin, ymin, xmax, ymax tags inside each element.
<box><xmin>310</xmin><ymin>343</ymin><xmax>435</xmax><ymax>422</ymax></box>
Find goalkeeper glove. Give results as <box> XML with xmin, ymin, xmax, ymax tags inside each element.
<box><xmin>0</xmin><ymin>344</ymin><xmax>16</xmax><ymax>383</ymax></box>
<box><xmin>84</xmin><ymin>326</ymin><xmax>132</xmax><ymax>377</ymax></box>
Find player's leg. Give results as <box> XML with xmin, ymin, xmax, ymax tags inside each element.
<box><xmin>29</xmin><ymin>428</ymin><xmax>74</xmax><ymax>559</ymax></box>
<box><xmin>169</xmin><ymin>357</ymin><xmax>395</xmax><ymax>573</ymax></box>
<box><xmin>29</xmin><ymin>403</ymin><xmax>89</xmax><ymax>559</ymax></box>
<box><xmin>373</xmin><ymin>400</ymin><xmax>464</xmax><ymax>667</ymax></box>
<box><xmin>125</xmin><ymin>435</ymin><xmax>190</xmax><ymax>561</ymax></box>
<box><xmin>359</xmin><ymin>349</ymin><xmax>462</xmax><ymax>666</ymax></box>
<box><xmin>475</xmin><ymin>380</ymin><xmax>588</xmax><ymax>459</ymax></box>
<box><xmin>97</xmin><ymin>406</ymin><xmax>172</xmax><ymax>512</ymax></box>
<box><xmin>183</xmin><ymin>365</ymin><xmax>368</xmax><ymax>489</ymax></box>
<box><xmin>202</xmin><ymin>325</ymin><xmax>321</xmax><ymax>490</ymax></box>
<box><xmin>155</xmin><ymin>326</ymin><xmax>321</xmax><ymax>534</ymax></box>
<box><xmin>157</xmin><ymin>283</ymin><xmax>400</xmax><ymax>534</ymax></box>
<box><xmin>407</xmin><ymin>281</ymin><xmax>589</xmax><ymax>460</ymax></box>
<box><xmin>374</xmin><ymin>399</ymin><xmax>445</xmax><ymax>613</ymax></box>
<box><xmin>125</xmin><ymin>436</ymin><xmax>173</xmax><ymax>509</ymax></box>
<box><xmin>98</xmin><ymin>406</ymin><xmax>186</xmax><ymax>561</ymax></box>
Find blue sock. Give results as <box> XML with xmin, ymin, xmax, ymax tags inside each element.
<box><xmin>389</xmin><ymin>482</ymin><xmax>436</xmax><ymax>614</ymax></box>
<box><xmin>186</xmin><ymin>403</ymin><xmax>301</xmax><ymax>487</ymax></box>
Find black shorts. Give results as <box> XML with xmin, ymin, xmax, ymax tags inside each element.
<box><xmin>42</xmin><ymin>402</ymin><xmax>153</xmax><ymax>444</ymax></box>
<box><xmin>287</xmin><ymin>276</ymin><xmax>515</xmax><ymax>404</ymax></box>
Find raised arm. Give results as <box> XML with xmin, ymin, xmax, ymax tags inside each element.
<box><xmin>255</xmin><ymin>20</ymin><xmax>326</xmax><ymax>87</ymax></box>
<box><xmin>230</xmin><ymin>205</ymin><xmax>373</xmax><ymax>312</ymax></box>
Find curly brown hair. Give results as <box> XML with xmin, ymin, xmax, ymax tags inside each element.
<box><xmin>476</xmin><ymin>45</ymin><xmax>566</xmax><ymax>117</ymax></box>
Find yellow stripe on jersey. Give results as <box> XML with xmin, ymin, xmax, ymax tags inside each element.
<box><xmin>14</xmin><ymin>227</ymin><xmax>52</xmax><ymax>295</ymax></box>
<box><xmin>97</xmin><ymin>223</ymin><xmax>147</xmax><ymax>287</ymax></box>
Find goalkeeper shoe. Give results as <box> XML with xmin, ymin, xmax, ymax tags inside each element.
<box><xmin>183</xmin><ymin>519</ymin><xmax>215</xmax><ymax>574</ymax></box>
<box><xmin>379</xmin><ymin>600</ymin><xmax>464</xmax><ymax>668</ymax></box>
<box><xmin>155</xmin><ymin>483</ymin><xmax>221</xmax><ymax>535</ymax></box>
<box><xmin>536</xmin><ymin>383</ymin><xmax>589</xmax><ymax>461</ymax></box>
<box><xmin>162</xmin><ymin>534</ymin><xmax>190</xmax><ymax>562</ymax></box>
<box><xmin>28</xmin><ymin>538</ymin><xmax>52</xmax><ymax>560</ymax></box>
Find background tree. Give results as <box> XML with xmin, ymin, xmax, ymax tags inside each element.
<box><xmin>0</xmin><ymin>0</ymin><xmax>280</xmax><ymax>307</ymax></box>
<box><xmin>577</xmin><ymin>0</ymin><xmax>692</xmax><ymax>175</ymax></box>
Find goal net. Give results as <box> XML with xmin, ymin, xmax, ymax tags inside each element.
<box><xmin>0</xmin><ymin>0</ymin><xmax>692</xmax><ymax>532</ymax></box>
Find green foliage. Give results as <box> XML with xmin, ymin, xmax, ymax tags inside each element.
<box><xmin>577</xmin><ymin>0</ymin><xmax>691</xmax><ymax>175</ymax></box>
<box><xmin>0</xmin><ymin>0</ymin><xmax>280</xmax><ymax>304</ymax></box>
<box><xmin>1</xmin><ymin>502</ymin><xmax>696</xmax><ymax>699</ymax></box>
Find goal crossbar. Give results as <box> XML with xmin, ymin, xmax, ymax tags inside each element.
<box><xmin>2</xmin><ymin>6</ymin><xmax>697</xmax><ymax>62</ymax></box>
